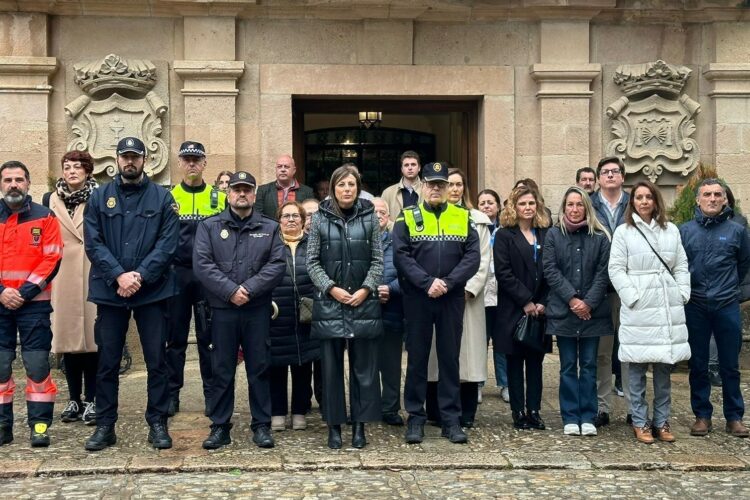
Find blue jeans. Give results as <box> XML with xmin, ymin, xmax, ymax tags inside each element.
<box><xmin>686</xmin><ymin>300</ymin><xmax>744</xmax><ymax>421</ymax></box>
<box><xmin>557</xmin><ymin>336</ymin><xmax>599</xmax><ymax>425</ymax></box>
<box><xmin>485</xmin><ymin>306</ymin><xmax>508</xmax><ymax>387</ymax></box>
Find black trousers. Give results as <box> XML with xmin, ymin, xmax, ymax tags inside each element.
<box><xmin>506</xmin><ymin>346</ymin><xmax>545</xmax><ymax>413</ymax></box>
<box><xmin>269</xmin><ymin>363</ymin><xmax>313</xmax><ymax>416</ymax></box>
<box><xmin>320</xmin><ymin>338</ymin><xmax>381</xmax><ymax>425</ymax></box>
<box><xmin>94</xmin><ymin>301</ymin><xmax>169</xmax><ymax>426</ymax></box>
<box><xmin>209</xmin><ymin>306</ymin><xmax>271</xmax><ymax>430</ymax></box>
<box><xmin>378</xmin><ymin>328</ymin><xmax>404</xmax><ymax>415</ymax></box>
<box><xmin>165</xmin><ymin>266</ymin><xmax>212</xmax><ymax>403</ymax></box>
<box><xmin>403</xmin><ymin>293</ymin><xmax>465</xmax><ymax>427</ymax></box>
<box><xmin>426</xmin><ymin>381</ymin><xmax>479</xmax><ymax>425</ymax></box>
<box><xmin>64</xmin><ymin>352</ymin><xmax>98</xmax><ymax>403</ymax></box>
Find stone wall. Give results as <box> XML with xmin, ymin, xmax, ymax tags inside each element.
<box><xmin>0</xmin><ymin>1</ymin><xmax>749</xmax><ymax>208</ymax></box>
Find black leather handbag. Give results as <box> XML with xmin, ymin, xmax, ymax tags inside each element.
<box><xmin>513</xmin><ymin>315</ymin><xmax>546</xmax><ymax>352</ymax></box>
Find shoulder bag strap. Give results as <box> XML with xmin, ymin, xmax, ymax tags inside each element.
<box><xmin>632</xmin><ymin>224</ymin><xmax>673</xmax><ymax>277</ymax></box>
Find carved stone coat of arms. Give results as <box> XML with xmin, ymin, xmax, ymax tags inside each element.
<box><xmin>605</xmin><ymin>60</ymin><xmax>700</xmax><ymax>183</ymax></box>
<box><xmin>64</xmin><ymin>54</ymin><xmax>168</xmax><ymax>178</ymax></box>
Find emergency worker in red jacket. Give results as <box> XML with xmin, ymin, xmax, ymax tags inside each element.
<box><xmin>0</xmin><ymin>160</ymin><xmax>63</xmax><ymax>448</ymax></box>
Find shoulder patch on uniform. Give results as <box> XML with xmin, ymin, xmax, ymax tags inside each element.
<box><xmin>171</xmin><ymin>202</ymin><xmax>180</xmax><ymax>214</ymax></box>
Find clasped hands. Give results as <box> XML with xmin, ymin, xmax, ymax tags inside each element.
<box><xmin>569</xmin><ymin>297</ymin><xmax>592</xmax><ymax>320</ymax></box>
<box><xmin>523</xmin><ymin>301</ymin><xmax>545</xmax><ymax>317</ymax></box>
<box><xmin>116</xmin><ymin>271</ymin><xmax>142</xmax><ymax>298</ymax></box>
<box><xmin>0</xmin><ymin>288</ymin><xmax>24</xmax><ymax>310</ymax></box>
<box><xmin>330</xmin><ymin>286</ymin><xmax>370</xmax><ymax>307</ymax></box>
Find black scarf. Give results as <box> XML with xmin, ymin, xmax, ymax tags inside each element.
<box><xmin>55</xmin><ymin>178</ymin><xmax>97</xmax><ymax>218</ymax></box>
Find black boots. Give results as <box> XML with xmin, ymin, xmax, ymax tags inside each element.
<box><xmin>526</xmin><ymin>410</ymin><xmax>546</xmax><ymax>430</ymax></box>
<box><xmin>352</xmin><ymin>422</ymin><xmax>366</xmax><ymax>449</ymax></box>
<box><xmin>202</xmin><ymin>424</ymin><xmax>232</xmax><ymax>450</ymax></box>
<box><xmin>0</xmin><ymin>425</ymin><xmax>12</xmax><ymax>446</ymax></box>
<box><xmin>30</xmin><ymin>422</ymin><xmax>50</xmax><ymax>447</ymax></box>
<box><xmin>85</xmin><ymin>425</ymin><xmax>117</xmax><ymax>451</ymax></box>
<box><xmin>252</xmin><ymin>425</ymin><xmax>275</xmax><ymax>448</ymax></box>
<box><xmin>148</xmin><ymin>421</ymin><xmax>173</xmax><ymax>449</ymax></box>
<box><xmin>405</xmin><ymin>421</ymin><xmax>424</xmax><ymax>444</ymax></box>
<box><xmin>512</xmin><ymin>410</ymin><xmax>530</xmax><ymax>430</ymax></box>
<box><xmin>441</xmin><ymin>424</ymin><xmax>468</xmax><ymax>444</ymax></box>
<box><xmin>328</xmin><ymin>424</ymin><xmax>342</xmax><ymax>449</ymax></box>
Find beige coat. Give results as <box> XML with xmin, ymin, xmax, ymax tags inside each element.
<box><xmin>428</xmin><ymin>209</ymin><xmax>491</xmax><ymax>382</ymax></box>
<box><xmin>380</xmin><ymin>177</ymin><xmax>423</xmax><ymax>221</ymax></box>
<box><xmin>49</xmin><ymin>193</ymin><xmax>97</xmax><ymax>354</ymax></box>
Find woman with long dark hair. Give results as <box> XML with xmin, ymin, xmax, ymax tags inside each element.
<box><xmin>477</xmin><ymin>188</ymin><xmax>509</xmax><ymax>403</ymax></box>
<box><xmin>306</xmin><ymin>164</ymin><xmax>384</xmax><ymax>449</ymax></box>
<box><xmin>609</xmin><ymin>181</ymin><xmax>690</xmax><ymax>444</ymax></box>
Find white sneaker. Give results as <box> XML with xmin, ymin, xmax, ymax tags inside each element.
<box><xmin>500</xmin><ymin>386</ymin><xmax>510</xmax><ymax>403</ymax></box>
<box><xmin>271</xmin><ymin>415</ymin><xmax>286</xmax><ymax>431</ymax></box>
<box><xmin>291</xmin><ymin>414</ymin><xmax>307</xmax><ymax>430</ymax></box>
<box><xmin>563</xmin><ymin>424</ymin><xmax>581</xmax><ymax>436</ymax></box>
<box><xmin>581</xmin><ymin>423</ymin><xmax>597</xmax><ymax>436</ymax></box>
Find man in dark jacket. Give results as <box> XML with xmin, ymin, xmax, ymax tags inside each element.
<box><xmin>254</xmin><ymin>155</ymin><xmax>314</xmax><ymax>220</ymax></box>
<box><xmin>392</xmin><ymin>162</ymin><xmax>480</xmax><ymax>445</ymax></box>
<box><xmin>83</xmin><ymin>137</ymin><xmax>179</xmax><ymax>451</ymax></box>
<box><xmin>193</xmin><ymin>171</ymin><xmax>286</xmax><ymax>450</ymax></box>
<box><xmin>373</xmin><ymin>197</ymin><xmax>405</xmax><ymax>426</ymax></box>
<box><xmin>680</xmin><ymin>178</ymin><xmax>750</xmax><ymax>438</ymax></box>
<box><xmin>589</xmin><ymin>156</ymin><xmax>631</xmax><ymax>427</ymax></box>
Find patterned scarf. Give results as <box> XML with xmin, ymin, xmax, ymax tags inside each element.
<box><xmin>55</xmin><ymin>177</ymin><xmax>97</xmax><ymax>218</ymax></box>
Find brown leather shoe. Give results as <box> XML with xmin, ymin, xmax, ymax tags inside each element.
<box><xmin>633</xmin><ymin>425</ymin><xmax>655</xmax><ymax>444</ymax></box>
<box><xmin>726</xmin><ymin>420</ymin><xmax>750</xmax><ymax>438</ymax></box>
<box><xmin>690</xmin><ymin>418</ymin><xmax>712</xmax><ymax>436</ymax></box>
<box><xmin>653</xmin><ymin>423</ymin><xmax>676</xmax><ymax>442</ymax></box>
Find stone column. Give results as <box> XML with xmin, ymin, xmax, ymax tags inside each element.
<box><xmin>530</xmin><ymin>20</ymin><xmax>600</xmax><ymax>213</ymax></box>
<box><xmin>0</xmin><ymin>13</ymin><xmax>57</xmax><ymax>198</ymax></box>
<box><xmin>703</xmin><ymin>23</ymin><xmax>750</xmax><ymax>206</ymax></box>
<box><xmin>173</xmin><ymin>17</ymin><xmax>244</xmax><ymax>183</ymax></box>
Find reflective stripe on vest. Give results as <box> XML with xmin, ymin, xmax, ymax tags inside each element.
<box><xmin>0</xmin><ymin>377</ymin><xmax>15</xmax><ymax>404</ymax></box>
<box><xmin>402</xmin><ymin>204</ymin><xmax>470</xmax><ymax>242</ymax></box>
<box><xmin>25</xmin><ymin>374</ymin><xmax>57</xmax><ymax>403</ymax></box>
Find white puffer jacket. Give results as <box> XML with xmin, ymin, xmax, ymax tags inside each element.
<box><xmin>608</xmin><ymin>215</ymin><xmax>691</xmax><ymax>364</ymax></box>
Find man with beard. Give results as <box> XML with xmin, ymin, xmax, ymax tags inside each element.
<box><xmin>193</xmin><ymin>171</ymin><xmax>285</xmax><ymax>449</ymax></box>
<box><xmin>0</xmin><ymin>161</ymin><xmax>63</xmax><ymax>447</ymax></box>
<box><xmin>165</xmin><ymin>141</ymin><xmax>226</xmax><ymax>417</ymax></box>
<box><xmin>83</xmin><ymin>137</ymin><xmax>179</xmax><ymax>451</ymax></box>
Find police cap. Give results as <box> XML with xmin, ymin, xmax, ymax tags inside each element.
<box><xmin>178</xmin><ymin>141</ymin><xmax>206</xmax><ymax>158</ymax></box>
<box><xmin>422</xmin><ymin>162</ymin><xmax>449</xmax><ymax>183</ymax></box>
<box><xmin>116</xmin><ymin>137</ymin><xmax>146</xmax><ymax>156</ymax></box>
<box><xmin>228</xmin><ymin>171</ymin><xmax>256</xmax><ymax>188</ymax></box>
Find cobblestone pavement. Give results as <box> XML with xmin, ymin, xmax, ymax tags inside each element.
<box><xmin>2</xmin><ymin>347</ymin><xmax>750</xmax><ymax>485</ymax></box>
<box><xmin>3</xmin><ymin>469</ymin><xmax>750</xmax><ymax>498</ymax></box>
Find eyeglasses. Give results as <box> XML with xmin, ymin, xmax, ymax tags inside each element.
<box><xmin>280</xmin><ymin>213</ymin><xmax>302</xmax><ymax>220</ymax></box>
<box><xmin>600</xmin><ymin>168</ymin><xmax>621</xmax><ymax>177</ymax></box>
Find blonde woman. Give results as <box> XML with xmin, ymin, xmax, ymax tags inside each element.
<box><xmin>543</xmin><ymin>187</ymin><xmax>612</xmax><ymax>437</ymax></box>
<box><xmin>493</xmin><ymin>185</ymin><xmax>551</xmax><ymax>430</ymax></box>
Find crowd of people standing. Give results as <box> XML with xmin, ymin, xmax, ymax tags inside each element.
<box><xmin>0</xmin><ymin>141</ymin><xmax>748</xmax><ymax>453</ymax></box>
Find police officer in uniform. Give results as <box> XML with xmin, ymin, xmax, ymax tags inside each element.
<box><xmin>193</xmin><ymin>171</ymin><xmax>286</xmax><ymax>449</ymax></box>
<box><xmin>392</xmin><ymin>162</ymin><xmax>480</xmax><ymax>445</ymax></box>
<box><xmin>166</xmin><ymin>141</ymin><xmax>226</xmax><ymax>416</ymax></box>
<box><xmin>83</xmin><ymin>137</ymin><xmax>179</xmax><ymax>451</ymax></box>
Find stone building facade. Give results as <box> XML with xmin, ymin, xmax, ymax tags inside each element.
<box><xmin>1</xmin><ymin>0</ymin><xmax>750</xmax><ymax>212</ymax></box>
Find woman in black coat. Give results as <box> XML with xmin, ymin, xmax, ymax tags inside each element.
<box><xmin>307</xmin><ymin>165</ymin><xmax>384</xmax><ymax>450</ymax></box>
<box><xmin>493</xmin><ymin>185</ymin><xmax>551</xmax><ymax>430</ymax></box>
<box><xmin>543</xmin><ymin>186</ymin><xmax>612</xmax><ymax>438</ymax></box>
<box><xmin>269</xmin><ymin>201</ymin><xmax>320</xmax><ymax>433</ymax></box>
